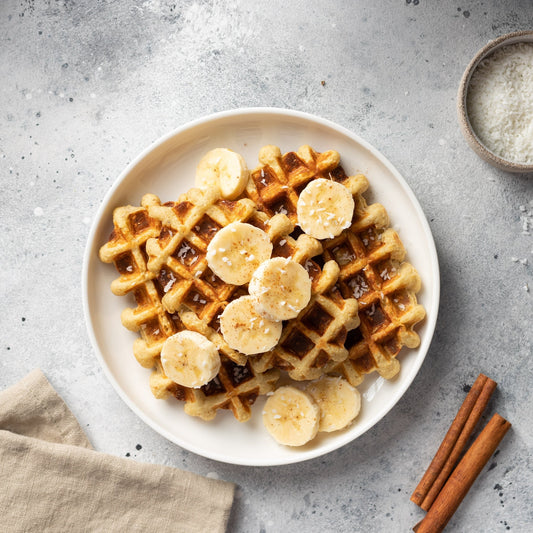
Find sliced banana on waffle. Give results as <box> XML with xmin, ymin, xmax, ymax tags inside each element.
<box><xmin>262</xmin><ymin>386</ymin><xmax>320</xmax><ymax>446</ymax></box>
<box><xmin>220</xmin><ymin>295</ymin><xmax>282</xmax><ymax>355</ymax></box>
<box><xmin>305</xmin><ymin>376</ymin><xmax>361</xmax><ymax>432</ymax></box>
<box><xmin>248</xmin><ymin>257</ymin><xmax>312</xmax><ymax>321</ymax></box>
<box><xmin>206</xmin><ymin>222</ymin><xmax>273</xmax><ymax>285</ymax></box>
<box><xmin>160</xmin><ymin>331</ymin><xmax>221</xmax><ymax>389</ymax></box>
<box><xmin>297</xmin><ymin>178</ymin><xmax>355</xmax><ymax>239</ymax></box>
<box><xmin>195</xmin><ymin>148</ymin><xmax>249</xmax><ymax>200</ymax></box>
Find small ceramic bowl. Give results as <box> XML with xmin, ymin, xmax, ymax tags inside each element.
<box><xmin>457</xmin><ymin>30</ymin><xmax>533</xmax><ymax>173</ymax></box>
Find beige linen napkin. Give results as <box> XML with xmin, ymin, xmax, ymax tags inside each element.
<box><xmin>0</xmin><ymin>370</ymin><xmax>235</xmax><ymax>533</ymax></box>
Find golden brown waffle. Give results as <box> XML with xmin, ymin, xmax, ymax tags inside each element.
<box><xmin>247</xmin><ymin>145</ymin><xmax>426</xmax><ymax>386</ymax></box>
<box><xmin>99</xmin><ymin>194</ymin><xmax>161</xmax><ymax>297</ymax></box>
<box><xmin>145</xmin><ymin>185</ymin><xmax>360</xmax><ymax>383</ymax></box>
<box><xmin>99</xmin><ymin>194</ymin><xmax>174</xmax><ymax>369</ymax></box>
<box><xmin>142</xmin><ymin>187</ymin><xmax>307</xmax><ymax>366</ymax></box>
<box><xmin>99</xmin><ymin>190</ymin><xmax>285</xmax><ymax>421</ymax></box>
<box><xmin>99</xmin><ymin>192</ymin><xmax>252</xmax><ymax>370</ymax></box>
<box><xmin>246</xmin><ymin>144</ymin><xmax>368</xmax><ymax>225</ymax></box>
<box><xmin>99</xmin><ymin>143</ymin><xmax>425</xmax><ymax>423</ymax></box>
<box><xmin>326</xmin><ymin>219</ymin><xmax>426</xmax><ymax>386</ymax></box>
<box><xmin>148</xmin><ymin>235</ymin><xmax>359</xmax><ymax>416</ymax></box>
<box><xmin>251</xmin><ymin>251</ymin><xmax>360</xmax><ymax>381</ymax></box>
<box><xmin>150</xmin><ymin>339</ymin><xmax>280</xmax><ymax>422</ymax></box>
<box><xmin>141</xmin><ymin>188</ymin><xmax>254</xmax><ymax>367</ymax></box>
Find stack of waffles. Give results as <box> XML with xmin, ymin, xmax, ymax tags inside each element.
<box><xmin>99</xmin><ymin>144</ymin><xmax>425</xmax><ymax>423</ymax></box>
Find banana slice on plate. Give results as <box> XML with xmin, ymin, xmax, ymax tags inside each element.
<box><xmin>262</xmin><ymin>386</ymin><xmax>320</xmax><ymax>446</ymax></box>
<box><xmin>297</xmin><ymin>178</ymin><xmax>355</xmax><ymax>239</ymax></box>
<box><xmin>220</xmin><ymin>295</ymin><xmax>282</xmax><ymax>355</ymax></box>
<box><xmin>206</xmin><ymin>222</ymin><xmax>273</xmax><ymax>285</ymax></box>
<box><xmin>305</xmin><ymin>376</ymin><xmax>361</xmax><ymax>432</ymax></box>
<box><xmin>160</xmin><ymin>331</ymin><xmax>221</xmax><ymax>389</ymax></box>
<box><xmin>249</xmin><ymin>257</ymin><xmax>312</xmax><ymax>321</ymax></box>
<box><xmin>195</xmin><ymin>148</ymin><xmax>249</xmax><ymax>200</ymax></box>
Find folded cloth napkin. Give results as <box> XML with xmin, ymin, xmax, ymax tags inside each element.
<box><xmin>0</xmin><ymin>370</ymin><xmax>235</xmax><ymax>533</ymax></box>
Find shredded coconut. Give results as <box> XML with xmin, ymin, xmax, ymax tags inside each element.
<box><xmin>348</xmin><ymin>275</ymin><xmax>368</xmax><ymax>299</ymax></box>
<box><xmin>380</xmin><ymin>268</ymin><xmax>390</xmax><ymax>280</ymax></box>
<box><xmin>467</xmin><ymin>42</ymin><xmax>533</xmax><ymax>163</ymax></box>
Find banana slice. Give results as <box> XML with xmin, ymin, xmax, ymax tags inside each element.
<box><xmin>195</xmin><ymin>148</ymin><xmax>249</xmax><ymax>200</ymax></box>
<box><xmin>160</xmin><ymin>331</ymin><xmax>221</xmax><ymax>389</ymax></box>
<box><xmin>206</xmin><ymin>221</ymin><xmax>272</xmax><ymax>285</ymax></box>
<box><xmin>262</xmin><ymin>386</ymin><xmax>320</xmax><ymax>446</ymax></box>
<box><xmin>249</xmin><ymin>257</ymin><xmax>312</xmax><ymax>321</ymax></box>
<box><xmin>220</xmin><ymin>295</ymin><xmax>282</xmax><ymax>355</ymax></box>
<box><xmin>305</xmin><ymin>376</ymin><xmax>361</xmax><ymax>432</ymax></box>
<box><xmin>297</xmin><ymin>178</ymin><xmax>355</xmax><ymax>239</ymax></box>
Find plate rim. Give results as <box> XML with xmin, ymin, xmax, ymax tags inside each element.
<box><xmin>82</xmin><ymin>106</ymin><xmax>440</xmax><ymax>466</ymax></box>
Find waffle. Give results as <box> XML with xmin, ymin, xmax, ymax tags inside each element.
<box><xmin>251</xmin><ymin>249</ymin><xmax>360</xmax><ymax>381</ymax></box>
<box><xmin>247</xmin><ymin>144</ymin><xmax>426</xmax><ymax>386</ymax></box>
<box><xmin>150</xmin><ymin>338</ymin><xmax>280</xmax><ymax>422</ymax></box>
<box><xmin>100</xmin><ymin>192</ymin><xmax>250</xmax><ymax>370</ymax></box>
<box><xmin>142</xmin><ymin>187</ymin><xmax>309</xmax><ymax>365</ymax></box>
<box><xmin>149</xmin><ymin>233</ymin><xmax>359</xmax><ymax>415</ymax></box>
<box><xmin>99</xmin><ymin>194</ymin><xmax>174</xmax><ymax>369</ymax></box>
<box><xmin>146</xmin><ymin>185</ymin><xmax>360</xmax><ymax>382</ymax></box>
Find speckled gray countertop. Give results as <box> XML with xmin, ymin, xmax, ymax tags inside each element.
<box><xmin>1</xmin><ymin>1</ymin><xmax>532</xmax><ymax>532</ymax></box>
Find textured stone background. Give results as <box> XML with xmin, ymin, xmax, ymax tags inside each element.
<box><xmin>1</xmin><ymin>1</ymin><xmax>532</xmax><ymax>531</ymax></box>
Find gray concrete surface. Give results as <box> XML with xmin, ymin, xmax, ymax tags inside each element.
<box><xmin>1</xmin><ymin>1</ymin><xmax>532</xmax><ymax>531</ymax></box>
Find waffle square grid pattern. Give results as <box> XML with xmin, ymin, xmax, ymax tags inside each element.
<box><xmin>246</xmin><ymin>145</ymin><xmax>425</xmax><ymax>388</ymax></box>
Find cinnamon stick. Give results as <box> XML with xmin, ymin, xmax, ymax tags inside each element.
<box><xmin>411</xmin><ymin>373</ymin><xmax>495</xmax><ymax>507</ymax></box>
<box><xmin>420</xmin><ymin>376</ymin><xmax>497</xmax><ymax>510</ymax></box>
<box><xmin>415</xmin><ymin>413</ymin><xmax>511</xmax><ymax>533</ymax></box>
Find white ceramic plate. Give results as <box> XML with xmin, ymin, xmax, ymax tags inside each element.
<box><xmin>82</xmin><ymin>108</ymin><xmax>440</xmax><ymax>466</ymax></box>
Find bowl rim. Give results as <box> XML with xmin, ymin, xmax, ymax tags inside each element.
<box><xmin>457</xmin><ymin>30</ymin><xmax>533</xmax><ymax>173</ymax></box>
